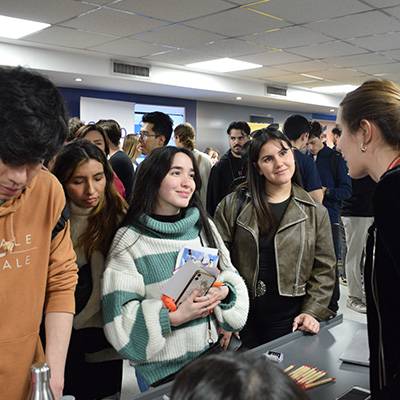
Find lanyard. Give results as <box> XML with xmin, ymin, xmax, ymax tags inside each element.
<box><xmin>387</xmin><ymin>155</ymin><xmax>400</xmax><ymax>171</ymax></box>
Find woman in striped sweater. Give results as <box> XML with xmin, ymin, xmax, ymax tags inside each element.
<box><xmin>102</xmin><ymin>146</ymin><xmax>249</xmax><ymax>391</ymax></box>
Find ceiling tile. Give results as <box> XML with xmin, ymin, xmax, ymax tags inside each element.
<box><xmin>236</xmin><ymin>50</ymin><xmax>309</xmax><ymax>65</ymax></box>
<box><xmin>242</xmin><ymin>26</ymin><xmax>330</xmax><ymax>49</ymax></box>
<box><xmin>384</xmin><ymin>5</ymin><xmax>400</xmax><ymax>18</ymax></box>
<box><xmin>109</xmin><ymin>0</ymin><xmax>234</xmax><ymax>23</ymax></box>
<box><xmin>324</xmin><ymin>53</ymin><xmax>393</xmax><ymax>68</ymax></box>
<box><xmin>381</xmin><ymin>49</ymin><xmax>400</xmax><ymax>60</ymax></box>
<box><xmin>308</xmin><ymin>68</ymin><xmax>366</xmax><ymax>81</ymax></box>
<box><xmin>347</xmin><ymin>31</ymin><xmax>400</xmax><ymax>52</ymax></box>
<box><xmin>60</xmin><ymin>8</ymin><xmax>169</xmax><ymax>37</ymax></box>
<box><xmin>183</xmin><ymin>7</ymin><xmax>289</xmax><ymax>37</ymax></box>
<box><xmin>89</xmin><ymin>38</ymin><xmax>173</xmax><ymax>58</ymax></box>
<box><xmin>273</xmin><ymin>60</ymin><xmax>333</xmax><ymax>73</ymax></box>
<box><xmin>0</xmin><ymin>0</ymin><xmax>96</xmax><ymax>24</ymax></box>
<box><xmin>361</xmin><ymin>0</ymin><xmax>400</xmax><ymax>7</ymax></box>
<box><xmin>232</xmin><ymin>66</ymin><xmax>293</xmax><ymax>79</ymax></box>
<box><xmin>187</xmin><ymin>39</ymin><xmax>269</xmax><ymax>57</ymax></box>
<box><xmin>374</xmin><ymin>73</ymin><xmax>400</xmax><ymax>85</ymax></box>
<box><xmin>266</xmin><ymin>73</ymin><xmax>320</xmax><ymax>84</ymax></box>
<box><xmin>25</xmin><ymin>26</ymin><xmax>116</xmax><ymax>49</ymax></box>
<box><xmin>131</xmin><ymin>25</ymin><xmax>226</xmax><ymax>48</ymax></box>
<box><xmin>355</xmin><ymin>62</ymin><xmax>400</xmax><ymax>75</ymax></box>
<box><xmin>79</xmin><ymin>0</ymin><xmax>111</xmax><ymax>4</ymax></box>
<box><xmin>305</xmin><ymin>11</ymin><xmax>400</xmax><ymax>40</ymax></box>
<box><xmin>247</xmin><ymin>0</ymin><xmax>372</xmax><ymax>24</ymax></box>
<box><xmin>289</xmin><ymin>41</ymin><xmax>367</xmax><ymax>59</ymax></box>
<box><xmin>144</xmin><ymin>50</ymin><xmax>216</xmax><ymax>65</ymax></box>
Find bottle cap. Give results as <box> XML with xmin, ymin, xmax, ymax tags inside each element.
<box><xmin>30</xmin><ymin>363</ymin><xmax>51</xmax><ymax>384</ymax></box>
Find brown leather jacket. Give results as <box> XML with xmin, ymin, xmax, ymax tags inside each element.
<box><xmin>214</xmin><ymin>184</ymin><xmax>336</xmax><ymax>321</ymax></box>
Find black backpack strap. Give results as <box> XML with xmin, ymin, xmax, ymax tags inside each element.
<box><xmin>51</xmin><ymin>202</ymin><xmax>70</xmax><ymax>241</ymax></box>
<box><xmin>330</xmin><ymin>150</ymin><xmax>341</xmax><ymax>186</ymax></box>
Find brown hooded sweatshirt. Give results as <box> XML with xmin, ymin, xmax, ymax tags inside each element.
<box><xmin>0</xmin><ymin>169</ymin><xmax>77</xmax><ymax>399</ymax></box>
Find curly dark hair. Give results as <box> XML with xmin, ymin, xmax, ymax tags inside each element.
<box><xmin>0</xmin><ymin>66</ymin><xmax>68</xmax><ymax>165</ymax></box>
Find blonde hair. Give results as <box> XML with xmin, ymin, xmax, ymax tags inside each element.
<box><xmin>340</xmin><ymin>80</ymin><xmax>400</xmax><ymax>149</ymax></box>
<box><xmin>174</xmin><ymin>123</ymin><xmax>195</xmax><ymax>151</ymax></box>
<box><xmin>123</xmin><ymin>134</ymin><xmax>140</xmax><ymax>163</ymax></box>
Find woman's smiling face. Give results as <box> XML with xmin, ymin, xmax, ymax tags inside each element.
<box><xmin>155</xmin><ymin>152</ymin><xmax>196</xmax><ymax>215</ymax></box>
<box><xmin>257</xmin><ymin>139</ymin><xmax>295</xmax><ymax>188</ymax></box>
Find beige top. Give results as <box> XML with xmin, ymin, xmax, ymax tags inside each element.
<box><xmin>193</xmin><ymin>148</ymin><xmax>213</xmax><ymax>207</ymax></box>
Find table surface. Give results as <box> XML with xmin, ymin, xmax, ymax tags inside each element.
<box><xmin>132</xmin><ymin>314</ymin><xmax>369</xmax><ymax>400</ymax></box>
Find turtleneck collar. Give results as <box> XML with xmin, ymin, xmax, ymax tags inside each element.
<box><xmin>135</xmin><ymin>207</ymin><xmax>201</xmax><ymax>239</ymax></box>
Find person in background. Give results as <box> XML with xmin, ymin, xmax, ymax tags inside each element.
<box><xmin>123</xmin><ymin>133</ymin><xmax>141</xmax><ymax>170</ymax></box>
<box><xmin>102</xmin><ymin>146</ymin><xmax>249</xmax><ymax>391</ymax></box>
<box><xmin>207</xmin><ymin>121</ymin><xmax>251</xmax><ymax>216</ymax></box>
<box><xmin>138</xmin><ymin>111</ymin><xmax>173</xmax><ymax>156</ymax></box>
<box><xmin>307</xmin><ymin>121</ymin><xmax>352</xmax><ymax>312</ymax></box>
<box><xmin>52</xmin><ymin>139</ymin><xmax>127</xmax><ymax>399</ymax></box>
<box><xmin>170</xmin><ymin>352</ymin><xmax>310</xmax><ymax>400</ymax></box>
<box><xmin>337</xmin><ymin>80</ymin><xmax>400</xmax><ymax>398</ymax></box>
<box><xmin>330</xmin><ymin>125</ymin><xmax>348</xmax><ymax>284</ymax></box>
<box><xmin>204</xmin><ymin>147</ymin><xmax>220</xmax><ymax>165</ymax></box>
<box><xmin>331</xmin><ymin>125</ymin><xmax>341</xmax><ymax>150</ymax></box>
<box><xmin>283</xmin><ymin>114</ymin><xmax>323</xmax><ymax>203</ymax></box>
<box><xmin>68</xmin><ymin>117</ymin><xmax>85</xmax><ymax>142</ymax></box>
<box><xmin>97</xmin><ymin>119</ymin><xmax>135</xmax><ymax>202</ymax></box>
<box><xmin>76</xmin><ymin>124</ymin><xmax>126</xmax><ymax>200</ymax></box>
<box><xmin>215</xmin><ymin>128</ymin><xmax>336</xmax><ymax>349</ymax></box>
<box><xmin>174</xmin><ymin>122</ymin><xmax>213</xmax><ymax>206</ymax></box>
<box><xmin>340</xmin><ymin>175</ymin><xmax>376</xmax><ymax>313</ymax></box>
<box><xmin>0</xmin><ymin>66</ymin><xmax>78</xmax><ymax>399</ymax></box>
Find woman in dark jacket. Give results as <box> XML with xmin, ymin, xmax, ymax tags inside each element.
<box><xmin>214</xmin><ymin>128</ymin><xmax>336</xmax><ymax>349</ymax></box>
<box><xmin>337</xmin><ymin>80</ymin><xmax>400</xmax><ymax>399</ymax></box>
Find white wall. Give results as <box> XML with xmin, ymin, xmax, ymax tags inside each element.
<box><xmin>195</xmin><ymin>101</ymin><xmax>313</xmax><ymax>154</ymax></box>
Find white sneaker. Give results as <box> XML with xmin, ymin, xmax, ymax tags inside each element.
<box><xmin>347</xmin><ymin>298</ymin><xmax>367</xmax><ymax>314</ymax></box>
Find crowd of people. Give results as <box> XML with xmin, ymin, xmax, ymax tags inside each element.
<box><xmin>1</xmin><ymin>65</ymin><xmax>400</xmax><ymax>400</ymax></box>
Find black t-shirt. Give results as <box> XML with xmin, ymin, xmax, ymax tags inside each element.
<box><xmin>150</xmin><ymin>209</ymin><xmax>185</xmax><ymax>223</ymax></box>
<box><xmin>255</xmin><ymin>196</ymin><xmax>303</xmax><ymax>323</ymax></box>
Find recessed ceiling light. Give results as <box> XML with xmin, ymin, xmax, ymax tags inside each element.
<box><xmin>236</xmin><ymin>96</ymin><xmax>242</xmax><ymax>100</ymax></box>
<box><xmin>310</xmin><ymin>85</ymin><xmax>358</xmax><ymax>94</ymax></box>
<box><xmin>186</xmin><ymin>58</ymin><xmax>262</xmax><ymax>73</ymax></box>
<box><xmin>330</xmin><ymin>109</ymin><xmax>336</xmax><ymax>112</ymax></box>
<box><xmin>74</xmin><ymin>78</ymin><xmax>83</xmax><ymax>82</ymax></box>
<box><xmin>0</xmin><ymin>15</ymin><xmax>50</xmax><ymax>39</ymax></box>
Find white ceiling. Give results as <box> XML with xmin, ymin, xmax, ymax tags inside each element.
<box><xmin>1</xmin><ymin>0</ymin><xmax>400</xmax><ymax>113</ymax></box>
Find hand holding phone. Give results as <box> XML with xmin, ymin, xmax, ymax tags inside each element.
<box><xmin>175</xmin><ymin>270</ymin><xmax>216</xmax><ymax>307</ymax></box>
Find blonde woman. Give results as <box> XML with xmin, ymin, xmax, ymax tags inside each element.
<box><xmin>174</xmin><ymin>122</ymin><xmax>212</xmax><ymax>206</ymax></box>
<box><xmin>122</xmin><ymin>133</ymin><xmax>141</xmax><ymax>170</ymax></box>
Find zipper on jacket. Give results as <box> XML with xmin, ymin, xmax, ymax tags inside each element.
<box><xmin>370</xmin><ymin>227</ymin><xmax>386</xmax><ymax>390</ymax></box>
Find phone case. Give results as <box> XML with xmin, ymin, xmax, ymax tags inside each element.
<box><xmin>175</xmin><ymin>270</ymin><xmax>216</xmax><ymax>306</ymax></box>
<box><xmin>335</xmin><ymin>386</ymin><xmax>370</xmax><ymax>400</ymax></box>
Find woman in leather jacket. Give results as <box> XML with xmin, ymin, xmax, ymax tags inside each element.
<box><xmin>337</xmin><ymin>80</ymin><xmax>400</xmax><ymax>399</ymax></box>
<box><xmin>214</xmin><ymin>128</ymin><xmax>336</xmax><ymax>348</ymax></box>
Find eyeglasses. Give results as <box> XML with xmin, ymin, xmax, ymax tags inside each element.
<box><xmin>137</xmin><ymin>132</ymin><xmax>158</xmax><ymax>141</ymax></box>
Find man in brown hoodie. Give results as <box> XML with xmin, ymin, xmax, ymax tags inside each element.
<box><xmin>0</xmin><ymin>66</ymin><xmax>78</xmax><ymax>399</ymax></box>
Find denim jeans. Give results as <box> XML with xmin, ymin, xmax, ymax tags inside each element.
<box><xmin>135</xmin><ymin>370</ymin><xmax>151</xmax><ymax>393</ymax></box>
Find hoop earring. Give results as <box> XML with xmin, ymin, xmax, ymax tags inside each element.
<box><xmin>361</xmin><ymin>143</ymin><xmax>367</xmax><ymax>152</ymax></box>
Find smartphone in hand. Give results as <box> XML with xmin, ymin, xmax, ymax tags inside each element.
<box><xmin>175</xmin><ymin>270</ymin><xmax>216</xmax><ymax>307</ymax></box>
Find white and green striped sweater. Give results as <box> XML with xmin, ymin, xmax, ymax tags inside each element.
<box><xmin>102</xmin><ymin>207</ymin><xmax>249</xmax><ymax>385</ymax></box>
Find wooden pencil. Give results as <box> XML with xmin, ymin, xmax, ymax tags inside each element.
<box><xmin>289</xmin><ymin>365</ymin><xmax>309</xmax><ymax>379</ymax></box>
<box><xmin>303</xmin><ymin>370</ymin><xmax>327</xmax><ymax>385</ymax></box>
<box><xmin>283</xmin><ymin>364</ymin><xmax>295</xmax><ymax>373</ymax></box>
<box><xmin>303</xmin><ymin>377</ymin><xmax>336</xmax><ymax>390</ymax></box>
<box><xmin>297</xmin><ymin>368</ymin><xmax>319</xmax><ymax>383</ymax></box>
